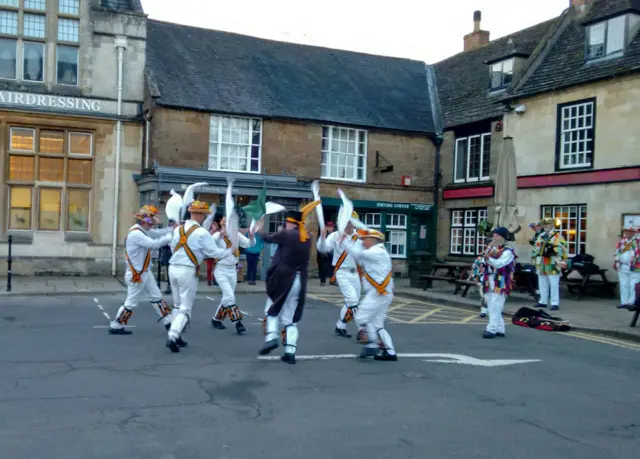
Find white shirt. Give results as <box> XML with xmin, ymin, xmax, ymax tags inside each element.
<box><xmin>211</xmin><ymin>232</ymin><xmax>255</xmax><ymax>265</ymax></box>
<box><xmin>485</xmin><ymin>246</ymin><xmax>516</xmax><ymax>291</ymax></box>
<box><xmin>169</xmin><ymin>221</ymin><xmax>231</xmax><ymax>268</ymax></box>
<box><xmin>343</xmin><ymin>240</ymin><xmax>394</xmax><ymax>294</ymax></box>
<box><xmin>124</xmin><ymin>224</ymin><xmax>172</xmax><ymax>273</ymax></box>
<box><xmin>317</xmin><ymin>230</ymin><xmax>361</xmax><ymax>270</ymax></box>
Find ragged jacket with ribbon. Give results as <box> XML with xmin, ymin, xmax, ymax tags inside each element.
<box><xmin>614</xmin><ymin>236</ymin><xmax>640</xmax><ymax>271</ymax></box>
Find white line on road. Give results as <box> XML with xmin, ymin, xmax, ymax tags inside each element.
<box><xmin>93</xmin><ymin>325</ymin><xmax>136</xmax><ymax>329</ymax></box>
<box><xmin>102</xmin><ymin>312</ymin><xmax>111</xmax><ymax>321</ymax></box>
<box><xmin>93</xmin><ymin>298</ymin><xmax>99</xmax><ymax>303</ymax></box>
<box><xmin>97</xmin><ymin>305</ymin><xmax>104</xmax><ymax>310</ymax></box>
<box><xmin>258</xmin><ymin>353</ymin><xmax>542</xmax><ymax>367</ymax></box>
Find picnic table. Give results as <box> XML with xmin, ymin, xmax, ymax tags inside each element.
<box><xmin>420</xmin><ymin>262</ymin><xmax>471</xmax><ymax>291</ymax></box>
<box><xmin>560</xmin><ymin>266</ymin><xmax>617</xmax><ymax>301</ymax></box>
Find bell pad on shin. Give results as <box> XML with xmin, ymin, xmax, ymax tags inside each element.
<box><xmin>344</xmin><ymin>306</ymin><xmax>358</xmax><ymax>324</ymax></box>
<box><xmin>116</xmin><ymin>308</ymin><xmax>133</xmax><ymax>325</ymax></box>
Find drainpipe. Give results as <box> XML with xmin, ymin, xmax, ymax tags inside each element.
<box><xmin>144</xmin><ymin>116</ymin><xmax>150</xmax><ymax>169</ymax></box>
<box><xmin>431</xmin><ymin>134</ymin><xmax>444</xmax><ymax>256</ymax></box>
<box><xmin>111</xmin><ymin>36</ymin><xmax>128</xmax><ymax>276</ymax></box>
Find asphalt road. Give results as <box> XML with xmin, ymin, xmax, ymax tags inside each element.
<box><xmin>1</xmin><ymin>291</ymin><xmax>639</xmax><ymax>459</ymax></box>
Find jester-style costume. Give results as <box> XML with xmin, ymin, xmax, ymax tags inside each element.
<box><xmin>109</xmin><ymin>206</ymin><xmax>174</xmax><ymax>335</ymax></box>
<box><xmin>210</xmin><ymin>221</ymin><xmax>255</xmax><ymax>335</ymax></box>
<box><xmin>533</xmin><ymin>220</ymin><xmax>568</xmax><ymax>311</ymax></box>
<box><xmin>481</xmin><ymin>233</ymin><xmax>516</xmax><ymax>339</ymax></box>
<box><xmin>613</xmin><ymin>228</ymin><xmax>640</xmax><ymax>307</ymax></box>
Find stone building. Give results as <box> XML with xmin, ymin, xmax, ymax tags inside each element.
<box><xmin>503</xmin><ymin>0</ymin><xmax>640</xmax><ymax>277</ymax></box>
<box><xmin>0</xmin><ymin>0</ymin><xmax>147</xmax><ymax>275</ymax></box>
<box><xmin>140</xmin><ymin>20</ymin><xmax>443</xmax><ymax>276</ymax></box>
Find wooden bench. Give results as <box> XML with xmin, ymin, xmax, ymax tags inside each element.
<box><xmin>453</xmin><ymin>279</ymin><xmax>479</xmax><ymax>297</ymax></box>
<box><xmin>561</xmin><ymin>268</ymin><xmax>617</xmax><ymax>301</ymax></box>
<box><xmin>420</xmin><ymin>274</ymin><xmax>457</xmax><ymax>290</ymax></box>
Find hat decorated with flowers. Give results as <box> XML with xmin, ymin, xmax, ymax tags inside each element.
<box><xmin>357</xmin><ymin>228</ymin><xmax>385</xmax><ymax>241</ymax></box>
<box><xmin>187</xmin><ymin>200</ymin><xmax>212</xmax><ymax>214</ymax></box>
<box><xmin>135</xmin><ymin>205</ymin><xmax>159</xmax><ymax>225</ymax></box>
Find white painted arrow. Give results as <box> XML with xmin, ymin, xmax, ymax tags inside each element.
<box><xmin>258</xmin><ymin>353</ymin><xmax>541</xmax><ymax>366</ymax></box>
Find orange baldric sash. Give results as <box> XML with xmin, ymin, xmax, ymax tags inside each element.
<box><xmin>330</xmin><ymin>234</ymin><xmax>362</xmax><ymax>283</ymax></box>
<box><xmin>124</xmin><ymin>228</ymin><xmax>151</xmax><ymax>284</ymax></box>
<box><xmin>175</xmin><ymin>224</ymin><xmax>201</xmax><ymax>275</ymax></box>
<box><xmin>363</xmin><ymin>270</ymin><xmax>393</xmax><ymax>295</ymax></box>
<box><xmin>224</xmin><ymin>236</ymin><xmax>241</xmax><ymax>258</ymax></box>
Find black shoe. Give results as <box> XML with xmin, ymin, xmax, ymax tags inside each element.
<box><xmin>108</xmin><ymin>327</ymin><xmax>132</xmax><ymax>335</ymax></box>
<box><xmin>483</xmin><ymin>331</ymin><xmax>497</xmax><ymax>339</ymax></box>
<box><xmin>208</xmin><ymin>280</ymin><xmax>212</xmax><ymax>286</ymax></box>
<box><xmin>359</xmin><ymin>347</ymin><xmax>378</xmax><ymax>359</ymax></box>
<box><xmin>259</xmin><ymin>339</ymin><xmax>279</xmax><ymax>355</ymax></box>
<box><xmin>535</xmin><ymin>303</ymin><xmax>547</xmax><ymax>308</ymax></box>
<box><xmin>335</xmin><ymin>327</ymin><xmax>351</xmax><ymax>338</ymax></box>
<box><xmin>281</xmin><ymin>353</ymin><xmax>296</xmax><ymax>364</ymax></box>
<box><xmin>175</xmin><ymin>337</ymin><xmax>188</xmax><ymax>347</ymax></box>
<box><xmin>166</xmin><ymin>339</ymin><xmax>180</xmax><ymax>353</ymax></box>
<box><xmin>164</xmin><ymin>289</ymin><xmax>172</xmax><ymax>294</ymax></box>
<box><xmin>236</xmin><ymin>321</ymin><xmax>247</xmax><ymax>335</ymax></box>
<box><xmin>496</xmin><ymin>333</ymin><xmax>505</xmax><ymax>338</ymax></box>
<box><xmin>211</xmin><ymin>319</ymin><xmax>226</xmax><ymax>330</ymax></box>
<box><xmin>374</xmin><ymin>351</ymin><xmax>398</xmax><ymax>361</ymax></box>
<box><xmin>164</xmin><ymin>323</ymin><xmax>171</xmax><ymax>331</ymax></box>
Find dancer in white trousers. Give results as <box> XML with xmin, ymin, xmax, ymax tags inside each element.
<box><xmin>258</xmin><ymin>203</ymin><xmax>319</xmax><ymax>364</ymax></box>
<box><xmin>317</xmin><ymin>212</ymin><xmax>362</xmax><ymax>337</ymax></box>
<box><xmin>341</xmin><ymin>229</ymin><xmax>397</xmax><ymax>361</ymax></box>
<box><xmin>480</xmin><ymin>227</ymin><xmax>516</xmax><ymax>339</ymax></box>
<box><xmin>614</xmin><ymin>225</ymin><xmax>640</xmax><ymax>309</ymax></box>
<box><xmin>533</xmin><ymin>218</ymin><xmax>568</xmax><ymax>311</ymax></box>
<box><xmin>109</xmin><ymin>205</ymin><xmax>175</xmax><ymax>335</ymax></box>
<box><xmin>211</xmin><ymin>217</ymin><xmax>255</xmax><ymax>334</ymax></box>
<box><xmin>165</xmin><ymin>201</ymin><xmax>232</xmax><ymax>353</ymax></box>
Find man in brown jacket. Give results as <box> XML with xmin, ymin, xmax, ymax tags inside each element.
<box><xmin>257</xmin><ymin>202</ymin><xmax>320</xmax><ymax>364</ymax></box>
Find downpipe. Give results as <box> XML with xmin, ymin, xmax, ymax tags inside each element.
<box><xmin>111</xmin><ymin>37</ymin><xmax>128</xmax><ymax>276</ymax></box>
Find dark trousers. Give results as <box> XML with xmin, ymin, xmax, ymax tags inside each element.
<box><xmin>246</xmin><ymin>253</ymin><xmax>260</xmax><ymax>282</ymax></box>
<box><xmin>318</xmin><ymin>257</ymin><xmax>333</xmax><ymax>283</ymax></box>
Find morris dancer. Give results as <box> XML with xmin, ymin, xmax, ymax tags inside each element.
<box><xmin>109</xmin><ymin>205</ymin><xmax>175</xmax><ymax>335</ymax></box>
<box><xmin>317</xmin><ymin>212</ymin><xmax>362</xmax><ymax>337</ymax></box>
<box><xmin>340</xmin><ymin>229</ymin><xmax>396</xmax><ymax>361</ymax></box>
<box><xmin>613</xmin><ymin>225</ymin><xmax>640</xmax><ymax>309</ymax></box>
<box><xmin>533</xmin><ymin>218</ymin><xmax>568</xmax><ymax>311</ymax></box>
<box><xmin>166</xmin><ymin>201</ymin><xmax>231</xmax><ymax>352</ymax></box>
<box><xmin>258</xmin><ymin>202</ymin><xmax>320</xmax><ymax>364</ymax></box>
<box><xmin>481</xmin><ymin>227</ymin><xmax>516</xmax><ymax>339</ymax></box>
<box><xmin>210</xmin><ymin>217</ymin><xmax>256</xmax><ymax>335</ymax></box>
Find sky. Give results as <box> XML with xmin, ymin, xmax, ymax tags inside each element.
<box><xmin>139</xmin><ymin>0</ymin><xmax>569</xmax><ymax>63</ymax></box>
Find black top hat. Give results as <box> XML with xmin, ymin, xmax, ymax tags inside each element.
<box><xmin>286</xmin><ymin>210</ymin><xmax>303</xmax><ymax>222</ymax></box>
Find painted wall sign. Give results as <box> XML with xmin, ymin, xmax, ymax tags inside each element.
<box><xmin>321</xmin><ymin>197</ymin><xmax>433</xmax><ymax>213</ymax></box>
<box><xmin>0</xmin><ymin>90</ymin><xmax>102</xmax><ymax>112</ymax></box>
<box><xmin>419</xmin><ymin>225</ymin><xmax>427</xmax><ymax>239</ymax></box>
<box><xmin>517</xmin><ymin>166</ymin><xmax>640</xmax><ymax>189</ymax></box>
<box><xmin>443</xmin><ymin>186</ymin><xmax>494</xmax><ymax>200</ymax></box>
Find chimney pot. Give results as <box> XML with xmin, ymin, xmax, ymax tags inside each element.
<box><xmin>473</xmin><ymin>10</ymin><xmax>481</xmax><ymax>31</ymax></box>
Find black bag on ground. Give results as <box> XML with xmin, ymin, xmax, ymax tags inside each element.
<box><xmin>512</xmin><ymin>307</ymin><xmax>571</xmax><ymax>332</ymax></box>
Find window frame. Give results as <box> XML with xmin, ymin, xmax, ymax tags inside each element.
<box><xmin>363</xmin><ymin>212</ymin><xmax>407</xmax><ymax>259</ymax></box>
<box><xmin>208</xmin><ymin>114</ymin><xmax>263</xmax><ymax>174</ymax></box>
<box><xmin>540</xmin><ymin>204</ymin><xmax>588</xmax><ymax>257</ymax></box>
<box><xmin>586</xmin><ymin>15</ymin><xmax>627</xmax><ymax>61</ymax></box>
<box><xmin>554</xmin><ymin>97</ymin><xmax>597</xmax><ymax>172</ymax></box>
<box><xmin>321</xmin><ymin>125</ymin><xmax>368</xmax><ymax>183</ymax></box>
<box><xmin>5</xmin><ymin>124</ymin><xmax>94</xmax><ymax>233</ymax></box>
<box><xmin>489</xmin><ymin>58</ymin><xmax>514</xmax><ymax>91</ymax></box>
<box><xmin>449</xmin><ymin>208</ymin><xmax>488</xmax><ymax>256</ymax></box>
<box><xmin>453</xmin><ymin>133</ymin><xmax>491</xmax><ymax>183</ymax></box>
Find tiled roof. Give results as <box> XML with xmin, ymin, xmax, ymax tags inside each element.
<box><xmin>433</xmin><ymin>18</ymin><xmax>558</xmax><ymax>128</ymax></box>
<box><xmin>581</xmin><ymin>0</ymin><xmax>640</xmax><ymax>24</ymax></box>
<box><xmin>510</xmin><ymin>0</ymin><xmax>640</xmax><ymax>99</ymax></box>
<box><xmin>99</xmin><ymin>0</ymin><xmax>144</xmax><ymax>13</ymax></box>
<box><xmin>145</xmin><ymin>20</ymin><xmax>438</xmax><ymax>134</ymax></box>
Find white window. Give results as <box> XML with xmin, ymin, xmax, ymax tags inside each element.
<box><xmin>557</xmin><ymin>100</ymin><xmax>595</xmax><ymax>169</ymax></box>
<box><xmin>587</xmin><ymin>15</ymin><xmax>626</xmax><ymax>60</ymax></box>
<box><xmin>490</xmin><ymin>58</ymin><xmax>513</xmax><ymax>90</ymax></box>
<box><xmin>454</xmin><ymin>133</ymin><xmax>491</xmax><ymax>183</ymax></box>
<box><xmin>364</xmin><ymin>213</ymin><xmax>381</xmax><ymax>227</ymax></box>
<box><xmin>384</xmin><ymin>213</ymin><xmax>407</xmax><ymax>258</ymax></box>
<box><xmin>450</xmin><ymin>208</ymin><xmax>488</xmax><ymax>255</ymax></box>
<box><xmin>321</xmin><ymin>126</ymin><xmax>367</xmax><ymax>182</ymax></box>
<box><xmin>208</xmin><ymin>115</ymin><xmax>262</xmax><ymax>173</ymax></box>
<box><xmin>0</xmin><ymin>0</ymin><xmax>80</xmax><ymax>85</ymax></box>
<box><xmin>541</xmin><ymin>205</ymin><xmax>587</xmax><ymax>256</ymax></box>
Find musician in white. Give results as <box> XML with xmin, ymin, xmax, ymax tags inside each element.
<box><xmin>166</xmin><ymin>201</ymin><xmax>232</xmax><ymax>352</ymax></box>
<box><xmin>109</xmin><ymin>205</ymin><xmax>175</xmax><ymax>336</ymax></box>
<box><xmin>210</xmin><ymin>217</ymin><xmax>256</xmax><ymax>335</ymax></box>
<box><xmin>317</xmin><ymin>212</ymin><xmax>363</xmax><ymax>338</ymax></box>
<box><xmin>341</xmin><ymin>229</ymin><xmax>397</xmax><ymax>361</ymax></box>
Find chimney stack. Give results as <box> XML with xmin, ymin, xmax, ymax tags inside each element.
<box><xmin>464</xmin><ymin>10</ymin><xmax>490</xmax><ymax>52</ymax></box>
<box><xmin>570</xmin><ymin>0</ymin><xmax>592</xmax><ymax>15</ymax></box>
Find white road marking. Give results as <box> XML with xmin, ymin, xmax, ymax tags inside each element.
<box><xmin>206</xmin><ymin>297</ymin><xmax>216</xmax><ymax>302</ymax></box>
<box><xmin>97</xmin><ymin>305</ymin><xmax>104</xmax><ymax>310</ymax></box>
<box><xmin>102</xmin><ymin>312</ymin><xmax>111</xmax><ymax>321</ymax></box>
<box><xmin>258</xmin><ymin>353</ymin><xmax>541</xmax><ymax>367</ymax></box>
<box><xmin>93</xmin><ymin>298</ymin><xmax>99</xmax><ymax>303</ymax></box>
<box><xmin>93</xmin><ymin>325</ymin><xmax>136</xmax><ymax>329</ymax></box>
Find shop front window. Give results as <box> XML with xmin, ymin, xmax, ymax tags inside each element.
<box><xmin>6</xmin><ymin>126</ymin><xmax>93</xmax><ymax>232</ymax></box>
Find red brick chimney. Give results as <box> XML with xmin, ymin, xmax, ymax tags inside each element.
<box><xmin>570</xmin><ymin>0</ymin><xmax>592</xmax><ymax>15</ymax></box>
<box><xmin>463</xmin><ymin>10</ymin><xmax>490</xmax><ymax>52</ymax></box>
